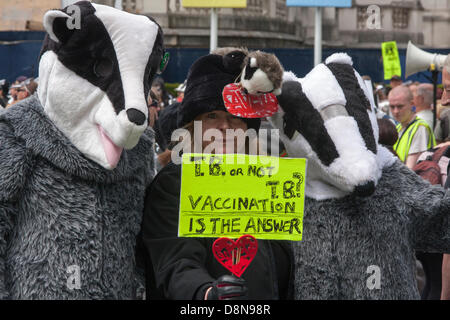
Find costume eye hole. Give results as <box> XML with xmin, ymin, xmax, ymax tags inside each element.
<box><xmin>319</xmin><ymin>104</ymin><xmax>349</xmax><ymax>121</ymax></box>
<box><xmin>93</xmin><ymin>58</ymin><xmax>113</xmax><ymax>78</ymax></box>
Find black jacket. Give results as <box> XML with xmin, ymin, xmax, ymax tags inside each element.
<box><xmin>140</xmin><ymin>162</ymin><xmax>295</xmax><ymax>300</ymax></box>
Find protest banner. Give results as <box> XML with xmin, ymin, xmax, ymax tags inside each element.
<box><xmin>178</xmin><ymin>153</ymin><xmax>306</xmax><ymax>241</ymax></box>
<box><xmin>381</xmin><ymin>41</ymin><xmax>402</xmax><ymax>80</ymax></box>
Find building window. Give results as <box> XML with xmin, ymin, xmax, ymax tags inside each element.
<box><xmin>123</xmin><ymin>0</ymin><xmax>137</xmax><ymax>13</ymax></box>
<box><xmin>235</xmin><ymin>0</ymin><xmax>263</xmax><ymax>16</ymax></box>
<box><xmin>357</xmin><ymin>6</ymin><xmax>368</xmax><ymax>30</ymax></box>
<box><xmin>275</xmin><ymin>0</ymin><xmax>287</xmax><ymax>19</ymax></box>
<box><xmin>392</xmin><ymin>7</ymin><xmax>409</xmax><ymax>29</ymax></box>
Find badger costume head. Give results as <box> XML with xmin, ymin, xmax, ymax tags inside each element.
<box><xmin>38</xmin><ymin>1</ymin><xmax>165</xmax><ymax>169</ymax></box>
<box><xmin>269</xmin><ymin>53</ymin><xmax>396</xmax><ymax>200</ymax></box>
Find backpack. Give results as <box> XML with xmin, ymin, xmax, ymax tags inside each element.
<box><xmin>413</xmin><ymin>145</ymin><xmax>450</xmax><ymax>186</ymax></box>
<box><xmin>413</xmin><ymin>146</ymin><xmax>450</xmax><ymax>301</ymax></box>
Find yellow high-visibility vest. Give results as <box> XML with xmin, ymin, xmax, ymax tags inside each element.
<box><xmin>393</xmin><ymin>117</ymin><xmax>436</xmax><ymax>163</ymax></box>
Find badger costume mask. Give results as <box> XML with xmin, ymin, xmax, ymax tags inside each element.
<box><xmin>38</xmin><ymin>1</ymin><xmax>165</xmax><ymax>169</ymax></box>
<box><xmin>270</xmin><ymin>53</ymin><xmax>396</xmax><ymax>200</ymax></box>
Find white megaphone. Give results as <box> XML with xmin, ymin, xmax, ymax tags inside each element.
<box><xmin>405</xmin><ymin>41</ymin><xmax>447</xmax><ymax>78</ymax></box>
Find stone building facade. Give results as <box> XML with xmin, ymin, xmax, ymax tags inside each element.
<box><xmin>0</xmin><ymin>0</ymin><xmax>60</xmax><ymax>31</ymax></box>
<box><xmin>1</xmin><ymin>0</ymin><xmax>449</xmax><ymax>48</ymax></box>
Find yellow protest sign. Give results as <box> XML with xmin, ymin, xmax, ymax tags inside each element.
<box><xmin>381</xmin><ymin>41</ymin><xmax>402</xmax><ymax>80</ymax></box>
<box><xmin>182</xmin><ymin>0</ymin><xmax>247</xmax><ymax>8</ymax></box>
<box><xmin>178</xmin><ymin>153</ymin><xmax>306</xmax><ymax>241</ymax></box>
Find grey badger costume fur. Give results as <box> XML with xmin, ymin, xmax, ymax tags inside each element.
<box><xmin>0</xmin><ymin>1</ymin><xmax>165</xmax><ymax>299</ymax></box>
<box><xmin>267</xmin><ymin>53</ymin><xmax>450</xmax><ymax>299</ymax></box>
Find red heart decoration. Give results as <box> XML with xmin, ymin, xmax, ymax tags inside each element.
<box><xmin>222</xmin><ymin>83</ymin><xmax>279</xmax><ymax>118</ymax></box>
<box><xmin>212</xmin><ymin>235</ymin><xmax>258</xmax><ymax>278</ymax></box>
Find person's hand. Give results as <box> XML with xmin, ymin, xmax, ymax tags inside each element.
<box><xmin>148</xmin><ymin>105</ymin><xmax>159</xmax><ymax>127</ymax></box>
<box><xmin>436</xmin><ymin>141</ymin><xmax>450</xmax><ymax>149</ymax></box>
<box><xmin>204</xmin><ymin>275</ymin><xmax>248</xmax><ymax>300</ymax></box>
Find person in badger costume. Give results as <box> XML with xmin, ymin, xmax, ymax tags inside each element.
<box><xmin>0</xmin><ymin>1</ymin><xmax>165</xmax><ymax>299</ymax></box>
<box><xmin>229</xmin><ymin>52</ymin><xmax>449</xmax><ymax>299</ymax></box>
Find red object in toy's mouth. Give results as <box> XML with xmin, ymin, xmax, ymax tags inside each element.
<box><xmin>223</xmin><ymin>83</ymin><xmax>279</xmax><ymax>118</ymax></box>
<box><xmin>97</xmin><ymin>125</ymin><xmax>123</xmax><ymax>169</ymax></box>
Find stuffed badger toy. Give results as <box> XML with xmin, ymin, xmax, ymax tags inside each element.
<box><xmin>0</xmin><ymin>1</ymin><xmax>165</xmax><ymax>299</ymax></box>
<box><xmin>266</xmin><ymin>53</ymin><xmax>450</xmax><ymax>299</ymax></box>
<box><xmin>211</xmin><ymin>47</ymin><xmax>284</xmax><ymax>96</ymax></box>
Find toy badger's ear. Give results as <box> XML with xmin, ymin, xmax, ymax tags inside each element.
<box><xmin>222</xmin><ymin>50</ymin><xmax>248</xmax><ymax>74</ymax></box>
<box><xmin>43</xmin><ymin>9</ymin><xmax>75</xmax><ymax>44</ymax></box>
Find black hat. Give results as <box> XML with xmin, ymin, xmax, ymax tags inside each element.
<box><xmin>154</xmin><ymin>101</ymin><xmax>180</xmax><ymax>150</ymax></box>
<box><xmin>178</xmin><ymin>53</ymin><xmax>260</xmax><ymax>130</ymax></box>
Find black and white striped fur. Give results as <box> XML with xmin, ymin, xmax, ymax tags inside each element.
<box><xmin>269</xmin><ymin>53</ymin><xmax>396</xmax><ymax>200</ymax></box>
<box><xmin>38</xmin><ymin>1</ymin><xmax>164</xmax><ymax>169</ymax></box>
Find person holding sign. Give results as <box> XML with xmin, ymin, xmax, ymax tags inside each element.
<box><xmin>140</xmin><ymin>49</ymin><xmax>295</xmax><ymax>300</ymax></box>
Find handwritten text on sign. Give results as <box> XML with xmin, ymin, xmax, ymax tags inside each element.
<box><xmin>178</xmin><ymin>154</ymin><xmax>306</xmax><ymax>241</ymax></box>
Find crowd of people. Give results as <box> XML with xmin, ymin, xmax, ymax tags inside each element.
<box><xmin>374</xmin><ymin>75</ymin><xmax>449</xmax><ymax>144</ymax></box>
<box><xmin>377</xmin><ymin>65</ymin><xmax>450</xmax><ymax>300</ymax></box>
<box><xmin>0</xmin><ymin>76</ymin><xmax>38</xmax><ymax>109</ymax></box>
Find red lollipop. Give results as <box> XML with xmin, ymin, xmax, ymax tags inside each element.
<box><xmin>212</xmin><ymin>234</ymin><xmax>258</xmax><ymax>278</ymax></box>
